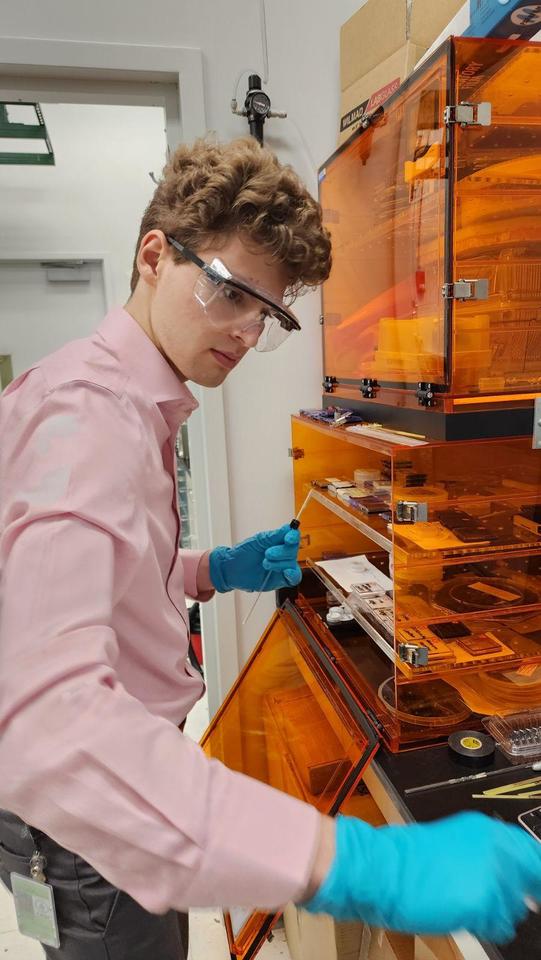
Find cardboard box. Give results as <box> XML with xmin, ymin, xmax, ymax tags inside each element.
<box><xmin>464</xmin><ymin>0</ymin><xmax>541</xmax><ymax>39</ymax></box>
<box><xmin>340</xmin><ymin>0</ymin><xmax>466</xmax><ymax>91</ymax></box>
<box><xmin>339</xmin><ymin>41</ymin><xmax>424</xmax><ymax>146</ymax></box>
<box><xmin>283</xmin><ymin>905</ymin><xmax>415</xmax><ymax>960</ymax></box>
<box><xmin>419</xmin><ymin>0</ymin><xmax>541</xmax><ymax>71</ymax></box>
<box><xmin>415</xmin><ymin>3</ymin><xmax>469</xmax><ymax>69</ymax></box>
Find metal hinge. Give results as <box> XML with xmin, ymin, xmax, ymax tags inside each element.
<box><xmin>443</xmin><ymin>101</ymin><xmax>491</xmax><ymax>127</ymax></box>
<box><xmin>533</xmin><ymin>397</ymin><xmax>541</xmax><ymax>450</ymax></box>
<box><xmin>288</xmin><ymin>447</ymin><xmax>304</xmax><ymax>460</ymax></box>
<box><xmin>416</xmin><ymin>382</ymin><xmax>437</xmax><ymax>407</ymax></box>
<box><xmin>398</xmin><ymin>642</ymin><xmax>429</xmax><ymax>667</ymax></box>
<box><xmin>360</xmin><ymin>377</ymin><xmax>378</xmax><ymax>399</ymax></box>
<box><xmin>323</xmin><ymin>375</ymin><xmax>337</xmax><ymax>393</ymax></box>
<box><xmin>395</xmin><ymin>500</ymin><xmax>428</xmax><ymax>524</ymax></box>
<box><xmin>442</xmin><ymin>279</ymin><xmax>489</xmax><ymax>301</ymax></box>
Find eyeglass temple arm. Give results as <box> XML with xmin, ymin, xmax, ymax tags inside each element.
<box><xmin>166</xmin><ymin>236</ymin><xmax>222</xmax><ymax>283</ymax></box>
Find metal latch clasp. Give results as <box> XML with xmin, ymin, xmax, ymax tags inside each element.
<box><xmin>442</xmin><ymin>279</ymin><xmax>489</xmax><ymax>301</ymax></box>
<box><xmin>395</xmin><ymin>500</ymin><xmax>428</xmax><ymax>524</ymax></box>
<box><xmin>398</xmin><ymin>642</ymin><xmax>429</xmax><ymax>667</ymax></box>
<box><xmin>443</xmin><ymin>101</ymin><xmax>491</xmax><ymax>127</ymax></box>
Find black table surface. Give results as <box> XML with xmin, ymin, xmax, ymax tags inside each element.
<box><xmin>373</xmin><ymin>741</ymin><xmax>541</xmax><ymax>960</ymax></box>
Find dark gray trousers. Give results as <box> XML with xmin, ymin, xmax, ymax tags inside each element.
<box><xmin>0</xmin><ymin>810</ymin><xmax>188</xmax><ymax>959</ymax></box>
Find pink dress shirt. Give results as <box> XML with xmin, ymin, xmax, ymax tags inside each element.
<box><xmin>0</xmin><ymin>307</ymin><xmax>319</xmax><ymax>913</ymax></box>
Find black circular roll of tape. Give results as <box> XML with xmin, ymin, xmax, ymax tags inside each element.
<box><xmin>448</xmin><ymin>730</ymin><xmax>496</xmax><ymax>766</ymax></box>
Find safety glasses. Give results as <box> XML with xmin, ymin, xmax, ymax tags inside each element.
<box><xmin>166</xmin><ymin>236</ymin><xmax>300</xmax><ymax>352</ymax></box>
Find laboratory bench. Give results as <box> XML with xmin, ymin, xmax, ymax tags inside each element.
<box><xmin>365</xmin><ymin>742</ymin><xmax>541</xmax><ymax>960</ymax></box>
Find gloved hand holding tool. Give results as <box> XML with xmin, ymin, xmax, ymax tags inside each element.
<box><xmin>210</xmin><ymin>491</ymin><xmax>313</xmax><ymax>626</ymax></box>
<box><xmin>305</xmin><ymin>812</ymin><xmax>541</xmax><ymax>943</ymax></box>
<box><xmin>209</xmin><ymin>523</ymin><xmax>302</xmax><ymax>593</ymax></box>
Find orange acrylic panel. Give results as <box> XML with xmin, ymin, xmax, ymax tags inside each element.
<box><xmin>320</xmin><ymin>52</ymin><xmax>448</xmax><ymax>388</ymax></box>
<box><xmin>452</xmin><ymin>38</ymin><xmax>541</xmax><ymax>398</ymax></box>
<box><xmin>200</xmin><ymin>601</ymin><xmax>378</xmax><ymax>960</ymax></box>
<box><xmin>319</xmin><ymin>36</ymin><xmax>541</xmax><ymax>436</ymax></box>
<box><xmin>290</xmin><ymin>416</ymin><xmax>541</xmax><ymax>747</ymax></box>
<box><xmin>392</xmin><ymin>434</ymin><xmax>541</xmax><ymax>685</ymax></box>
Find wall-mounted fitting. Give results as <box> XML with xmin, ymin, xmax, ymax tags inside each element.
<box><xmin>231</xmin><ymin>74</ymin><xmax>286</xmax><ymax>145</ymax></box>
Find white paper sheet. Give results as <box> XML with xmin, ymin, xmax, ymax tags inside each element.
<box><xmin>346</xmin><ymin>424</ymin><xmax>427</xmax><ymax>446</ymax></box>
<box><xmin>315</xmin><ymin>555</ymin><xmax>392</xmax><ymax>594</ymax></box>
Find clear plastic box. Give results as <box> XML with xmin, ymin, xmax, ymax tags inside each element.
<box><xmin>483</xmin><ymin>711</ymin><xmax>541</xmax><ymax>763</ymax></box>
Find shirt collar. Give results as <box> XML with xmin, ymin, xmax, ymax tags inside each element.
<box><xmin>97</xmin><ymin>307</ymin><xmax>199</xmax><ymax>417</ymax></box>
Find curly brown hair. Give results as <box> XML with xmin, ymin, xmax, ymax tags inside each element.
<box><xmin>130</xmin><ymin>137</ymin><xmax>331</xmax><ymax>298</ymax></box>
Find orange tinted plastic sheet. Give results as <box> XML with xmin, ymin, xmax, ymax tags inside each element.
<box><xmin>320</xmin><ymin>56</ymin><xmax>447</xmax><ymax>387</ymax></box>
<box><xmin>200</xmin><ymin>603</ymin><xmax>379</xmax><ymax>960</ymax></box>
<box><xmin>201</xmin><ymin>606</ymin><xmax>376</xmax><ymax>809</ymax></box>
<box><xmin>446</xmin><ymin>671</ymin><xmax>541</xmax><ymax>717</ymax></box>
<box><xmin>321</xmin><ymin>36</ymin><xmax>541</xmax><ymax>405</ymax></box>
<box><xmin>452</xmin><ymin>39</ymin><xmax>541</xmax><ymax>397</ymax></box>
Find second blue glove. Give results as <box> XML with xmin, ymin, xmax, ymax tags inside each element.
<box><xmin>304</xmin><ymin>812</ymin><xmax>541</xmax><ymax>943</ymax></box>
<box><xmin>209</xmin><ymin>524</ymin><xmax>302</xmax><ymax>593</ymax></box>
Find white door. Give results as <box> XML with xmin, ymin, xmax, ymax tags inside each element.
<box><xmin>0</xmin><ymin>258</ymin><xmax>106</xmax><ymax>378</ymax></box>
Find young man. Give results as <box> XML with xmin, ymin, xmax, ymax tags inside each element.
<box><xmin>1</xmin><ymin>137</ymin><xmax>540</xmax><ymax>960</ymax></box>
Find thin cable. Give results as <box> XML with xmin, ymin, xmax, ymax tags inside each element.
<box><xmin>266</xmin><ymin>116</ymin><xmax>318</xmax><ymax>192</ymax></box>
<box><xmin>285</xmin><ymin>117</ymin><xmax>318</xmax><ymax>187</ymax></box>
<box><xmin>231</xmin><ymin>68</ymin><xmax>260</xmax><ymax>111</ymax></box>
<box><xmin>231</xmin><ymin>0</ymin><xmax>269</xmax><ymax>108</ymax></box>
<box><xmin>259</xmin><ymin>0</ymin><xmax>270</xmax><ymax>84</ymax></box>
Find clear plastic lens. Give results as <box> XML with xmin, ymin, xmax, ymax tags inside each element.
<box><xmin>255</xmin><ymin>315</ymin><xmax>292</xmax><ymax>352</ymax></box>
<box><xmin>193</xmin><ymin>274</ymin><xmax>294</xmax><ymax>352</ymax></box>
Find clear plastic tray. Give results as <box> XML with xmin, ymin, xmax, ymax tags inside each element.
<box><xmin>483</xmin><ymin>711</ymin><xmax>541</xmax><ymax>763</ymax></box>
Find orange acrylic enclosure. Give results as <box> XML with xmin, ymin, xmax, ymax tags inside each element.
<box><xmin>290</xmin><ymin>415</ymin><xmax>541</xmax><ymax>749</ymax></box>
<box><xmin>199</xmin><ymin>413</ymin><xmax>541</xmax><ymax>959</ymax></box>
<box><xmin>319</xmin><ymin>37</ymin><xmax>541</xmax><ymax>438</ymax></box>
<box><xmin>200</xmin><ymin>601</ymin><xmax>378</xmax><ymax>960</ymax></box>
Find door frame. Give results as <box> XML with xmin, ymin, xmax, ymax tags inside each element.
<box><xmin>0</xmin><ymin>36</ymin><xmax>239</xmax><ymax>713</ymax></box>
<box><xmin>0</xmin><ymin>36</ymin><xmax>205</xmax><ymax>148</ymax></box>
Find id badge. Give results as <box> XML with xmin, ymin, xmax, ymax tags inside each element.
<box><xmin>10</xmin><ymin>871</ymin><xmax>60</xmax><ymax>948</ymax></box>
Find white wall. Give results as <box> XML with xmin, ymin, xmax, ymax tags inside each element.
<box><xmin>0</xmin><ymin>103</ymin><xmax>167</xmax><ymax>305</ymax></box>
<box><xmin>1</xmin><ymin>0</ymin><xmax>365</xmax><ymax>664</ymax></box>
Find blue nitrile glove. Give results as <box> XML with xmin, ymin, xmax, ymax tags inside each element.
<box><xmin>305</xmin><ymin>813</ymin><xmax>541</xmax><ymax>944</ymax></box>
<box><xmin>208</xmin><ymin>524</ymin><xmax>301</xmax><ymax>593</ymax></box>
